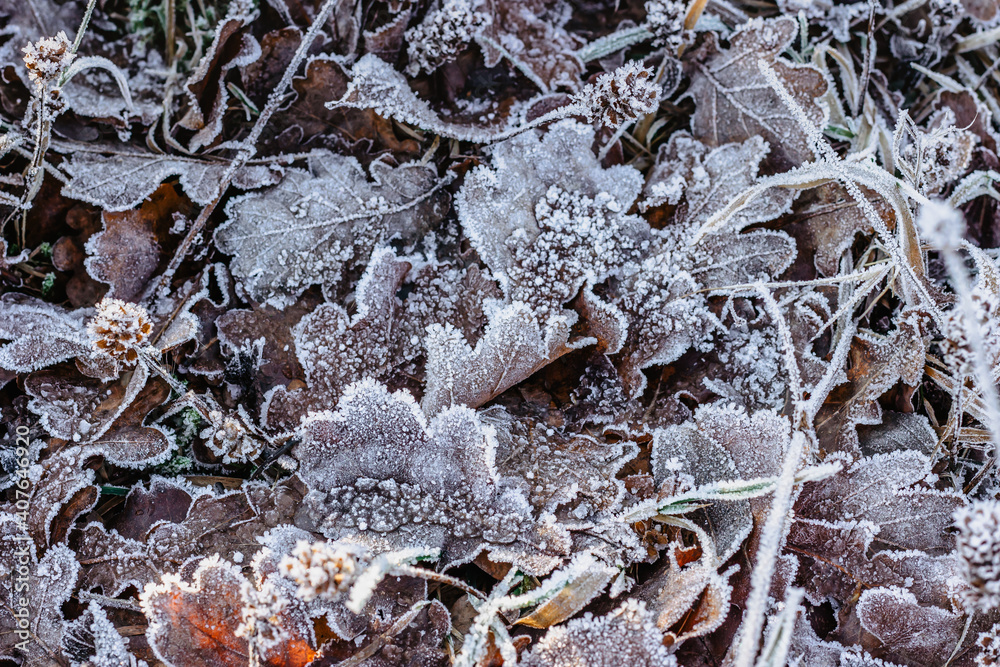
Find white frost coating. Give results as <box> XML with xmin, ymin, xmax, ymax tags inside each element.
<box><xmin>422</xmin><ymin>302</ymin><xmax>572</xmax><ymax>415</ymax></box>
<box><xmin>214</xmin><ymin>155</ymin><xmax>448</xmax><ymax>307</ymax></box>
<box><xmin>0</xmin><ymin>295</ymin><xmax>99</xmax><ymax>373</ymax></box>
<box><xmin>519</xmin><ymin>599</ymin><xmax>678</xmax><ymax>667</ymax></box>
<box><xmin>456</xmin><ymin>119</ymin><xmax>649</xmax><ymax>324</ymax></box>
<box><xmin>955</xmin><ymin>499</ymin><xmax>1000</xmax><ymax>610</ymax></box>
<box><xmin>61</xmin><ymin>150</ymin><xmax>283</xmax><ymax>211</ymax></box>
<box><xmin>292</xmin><ymin>379</ymin><xmax>562</xmax><ymax>572</ymax></box>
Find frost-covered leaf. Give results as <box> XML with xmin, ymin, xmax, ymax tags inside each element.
<box><xmin>519</xmin><ymin>599</ymin><xmax>677</xmax><ymax>667</ymax></box>
<box><xmin>293</xmin><ymin>379</ymin><xmax>568</xmax><ymax>574</ymax></box>
<box><xmin>77</xmin><ymin>479</ymin><xmax>303</xmax><ymax>596</ymax></box>
<box><xmin>422</xmin><ymin>302</ymin><xmax>574</xmax><ymax>415</ymax></box>
<box><xmin>642</xmin><ymin>132</ymin><xmax>795</xmax><ymax>227</ymax></box>
<box><xmin>651</xmin><ymin>403</ymin><xmax>791</xmax><ymax>561</ymax></box>
<box><xmin>332</xmin><ymin>54</ymin><xmax>514</xmax><ymax>142</ymax></box>
<box><xmin>27</xmin><ymin>444</ymin><xmax>101</xmax><ymax>547</ymax></box>
<box><xmin>611</xmin><ymin>261</ymin><xmax>720</xmax><ymax>398</ymax></box>
<box><xmin>0</xmin><ymin>543</ymin><xmax>79</xmax><ymax>666</ymax></box>
<box><xmin>263</xmin><ymin>247</ymin><xmax>411</xmax><ymax>430</ymax></box>
<box><xmin>795</xmin><ymin>449</ymin><xmax>965</xmax><ymax>553</ymax></box>
<box><xmin>0</xmin><ymin>295</ymin><xmax>103</xmax><ymax>374</ymax></box>
<box><xmin>684</xmin><ymin>16</ymin><xmax>829</xmax><ymax>168</ymax></box>
<box><xmin>633</xmin><ymin>541</ymin><xmax>735</xmax><ymax>643</ymax></box>
<box><xmin>63</xmin><ymin>601</ymin><xmax>145</xmax><ymax>667</ymax></box>
<box><xmin>215</xmin><ymin>155</ymin><xmax>449</xmax><ymax>307</ymax></box>
<box><xmin>25</xmin><ymin>362</ymin><xmax>157</xmax><ymax>453</ymax></box>
<box><xmin>178</xmin><ymin>5</ymin><xmax>261</xmax><ymax>151</ymax></box>
<box><xmin>856</xmin><ymin>586</ymin><xmax>966</xmax><ymax>666</ymax></box>
<box><xmin>476</xmin><ymin>0</ymin><xmax>583</xmax><ymax>90</ymax></box>
<box><xmin>817</xmin><ymin>311</ymin><xmax>931</xmax><ymax>455</ymax></box>
<box><xmin>140</xmin><ymin>554</ymin><xmax>316</xmax><ymax>667</ymax></box>
<box><xmin>493</xmin><ymin>411</ymin><xmax>638</xmax><ymax>519</ymax></box>
<box><xmin>61</xmin><ymin>150</ymin><xmax>283</xmax><ymax>212</ymax></box>
<box><xmin>456</xmin><ymin>119</ymin><xmax>650</xmax><ymax>324</ymax></box>
<box><xmin>85</xmin><ymin>208</ymin><xmax>161</xmax><ymax>303</ymax></box>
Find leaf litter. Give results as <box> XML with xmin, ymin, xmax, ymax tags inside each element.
<box><xmin>2</xmin><ymin>0</ymin><xmax>1000</xmax><ymax>666</ymax></box>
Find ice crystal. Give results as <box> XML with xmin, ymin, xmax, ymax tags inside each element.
<box><xmin>405</xmin><ymin>0</ymin><xmax>490</xmax><ymax>75</ymax></box>
<box><xmin>956</xmin><ymin>499</ymin><xmax>1000</xmax><ymax>610</ymax></box>
<box><xmin>87</xmin><ymin>298</ymin><xmax>154</xmax><ymax>367</ymax></box>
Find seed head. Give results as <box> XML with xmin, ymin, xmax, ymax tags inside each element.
<box><xmin>22</xmin><ymin>31</ymin><xmax>75</xmax><ymax>87</ymax></box>
<box><xmin>279</xmin><ymin>540</ymin><xmax>370</xmax><ymax>602</ymax></box>
<box><xmin>87</xmin><ymin>298</ymin><xmax>154</xmax><ymax>366</ymax></box>
<box><xmin>575</xmin><ymin>61</ymin><xmax>661</xmax><ymax>129</ymax></box>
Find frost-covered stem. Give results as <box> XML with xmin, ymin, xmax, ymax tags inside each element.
<box><xmin>577</xmin><ymin>25</ymin><xmax>654</xmax><ymax>62</ymax></box>
<box><xmin>338</xmin><ymin>602</ymin><xmax>431</xmax><ymax>667</ymax></box>
<box><xmin>475</xmin><ymin>33</ymin><xmax>549</xmax><ymax>92</ymax></box>
<box><xmin>756</xmin><ymin>59</ymin><xmax>943</xmax><ymax>328</ymax></box>
<box><xmin>754</xmin><ymin>283</ymin><xmax>804</xmax><ymax>418</ymax></box>
<box><xmin>939</xmin><ymin>241</ymin><xmax>1000</xmax><ymax>463</ymax></box>
<box><xmin>143</xmin><ymin>0</ymin><xmax>341</xmax><ymax>305</ymax></box>
<box><xmin>59</xmin><ymin>0</ymin><xmax>98</xmax><ymax>86</ymax></box>
<box><xmin>732</xmin><ymin>431</ymin><xmax>806</xmax><ymax>667</ymax></box>
<box><xmin>390</xmin><ymin>564</ymin><xmax>486</xmax><ymax>600</ymax></box>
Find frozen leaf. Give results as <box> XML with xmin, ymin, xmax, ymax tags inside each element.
<box><xmin>85</xmin><ymin>209</ymin><xmax>161</xmax><ymax>303</ymax></box>
<box><xmin>422</xmin><ymin>302</ymin><xmax>574</xmax><ymax>415</ymax></box>
<box><xmin>788</xmin><ymin>517</ymin><xmax>964</xmax><ymax>607</ymax></box>
<box><xmin>817</xmin><ymin>311</ymin><xmax>931</xmax><ymax>456</ymax></box>
<box><xmin>61</xmin><ymin>150</ymin><xmax>283</xmax><ymax>212</ymax></box>
<box><xmin>141</xmin><ymin>554</ymin><xmax>316</xmax><ymax>667</ymax></box>
<box><xmin>493</xmin><ymin>412</ymin><xmax>638</xmax><ymax>519</ymax></box>
<box><xmin>795</xmin><ymin>449</ymin><xmax>965</xmax><ymax>554</ymax></box>
<box><xmin>476</xmin><ymin>0</ymin><xmax>583</xmax><ymax>90</ymax></box>
<box><xmin>456</xmin><ymin>119</ymin><xmax>651</xmax><ymax>324</ymax></box>
<box><xmin>642</xmin><ymin>133</ymin><xmax>795</xmax><ymax>227</ymax></box>
<box><xmin>404</xmin><ymin>0</ymin><xmax>488</xmax><ymax>75</ymax></box>
<box><xmin>293</xmin><ymin>379</ymin><xmax>568</xmax><ymax>573</ymax></box>
<box><xmin>612</xmin><ymin>261</ymin><xmax>720</xmax><ymax>398</ymax></box>
<box><xmin>331</xmin><ymin>54</ymin><xmax>520</xmax><ymax>142</ymax></box>
<box><xmin>519</xmin><ymin>599</ymin><xmax>677</xmax><ymax>667</ymax></box>
<box><xmin>0</xmin><ymin>294</ymin><xmax>104</xmax><ymax>374</ymax></box>
<box><xmin>178</xmin><ymin>5</ymin><xmax>261</xmax><ymax>151</ymax></box>
<box><xmin>77</xmin><ymin>480</ymin><xmax>304</xmax><ymax>596</ymax></box>
<box><xmin>0</xmin><ymin>543</ymin><xmax>79</xmax><ymax>665</ymax></box>
<box><xmin>263</xmin><ymin>247</ymin><xmax>411</xmax><ymax>430</ymax></box>
<box><xmin>633</xmin><ymin>541</ymin><xmax>735</xmax><ymax>642</ymax></box>
<box><xmin>858</xmin><ymin>411</ymin><xmax>938</xmax><ymax>458</ymax></box>
<box><xmin>27</xmin><ymin>444</ymin><xmax>101</xmax><ymax>547</ymax></box>
<box><xmin>684</xmin><ymin>16</ymin><xmax>829</xmax><ymax>168</ymax></box>
<box><xmin>515</xmin><ymin>552</ymin><xmax>618</xmax><ymax>629</ymax></box>
<box><xmin>62</xmin><ymin>601</ymin><xmax>143</xmax><ymax>667</ymax></box>
<box><xmin>856</xmin><ymin>586</ymin><xmax>965</xmax><ymax>666</ymax></box>
<box><xmin>215</xmin><ymin>155</ymin><xmax>449</xmax><ymax>307</ymax></box>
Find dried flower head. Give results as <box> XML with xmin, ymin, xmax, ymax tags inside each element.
<box><xmin>956</xmin><ymin>500</ymin><xmax>1000</xmax><ymax>611</ymax></box>
<box><xmin>645</xmin><ymin>0</ymin><xmax>688</xmax><ymax>51</ymax></box>
<box><xmin>405</xmin><ymin>0</ymin><xmax>490</xmax><ymax>76</ymax></box>
<box><xmin>22</xmin><ymin>31</ymin><xmax>75</xmax><ymax>87</ymax></box>
<box><xmin>976</xmin><ymin>622</ymin><xmax>1000</xmax><ymax>667</ymax></box>
<box><xmin>235</xmin><ymin>580</ymin><xmax>289</xmax><ymax>652</ymax></box>
<box><xmin>201</xmin><ymin>409</ymin><xmax>263</xmax><ymax>463</ymax></box>
<box><xmin>575</xmin><ymin>61</ymin><xmax>660</xmax><ymax>129</ymax></box>
<box><xmin>87</xmin><ymin>298</ymin><xmax>154</xmax><ymax>366</ymax></box>
<box><xmin>279</xmin><ymin>540</ymin><xmax>370</xmax><ymax>602</ymax></box>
